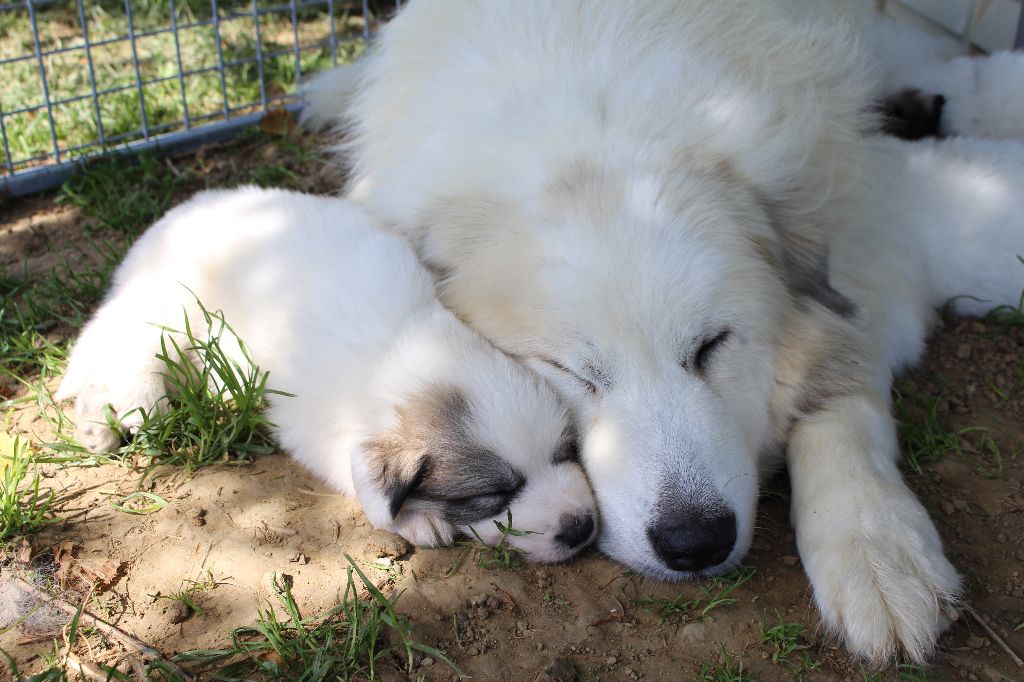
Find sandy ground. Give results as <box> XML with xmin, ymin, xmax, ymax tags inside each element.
<box><xmin>1</xmin><ymin>129</ymin><xmax>1022</xmax><ymax>681</ymax></box>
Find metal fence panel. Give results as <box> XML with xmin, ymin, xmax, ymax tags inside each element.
<box><xmin>0</xmin><ymin>0</ymin><xmax>400</xmax><ymax>196</ymax></box>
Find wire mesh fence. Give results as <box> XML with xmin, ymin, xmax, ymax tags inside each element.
<box><xmin>0</xmin><ymin>0</ymin><xmax>399</xmax><ymax>196</ymax></box>
<box><xmin>880</xmin><ymin>0</ymin><xmax>1023</xmax><ymax>51</ymax></box>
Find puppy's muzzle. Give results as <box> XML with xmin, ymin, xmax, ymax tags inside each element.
<box><xmin>555</xmin><ymin>512</ymin><xmax>597</xmax><ymax>549</ymax></box>
<box><xmin>647</xmin><ymin>511</ymin><xmax>736</xmax><ymax>573</ymax></box>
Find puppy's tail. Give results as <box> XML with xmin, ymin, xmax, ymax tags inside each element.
<box><xmin>300</xmin><ymin>62</ymin><xmax>364</xmax><ymax>132</ymax></box>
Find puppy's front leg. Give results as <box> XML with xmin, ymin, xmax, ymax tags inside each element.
<box><xmin>787</xmin><ymin>391</ymin><xmax>960</xmax><ymax>664</ymax></box>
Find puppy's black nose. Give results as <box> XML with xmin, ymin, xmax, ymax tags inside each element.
<box><xmin>555</xmin><ymin>513</ymin><xmax>596</xmax><ymax>549</ymax></box>
<box><xmin>648</xmin><ymin>512</ymin><xmax>736</xmax><ymax>572</ymax></box>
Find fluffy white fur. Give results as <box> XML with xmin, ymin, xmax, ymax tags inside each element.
<box><xmin>303</xmin><ymin>0</ymin><xmax>1024</xmax><ymax>662</ymax></box>
<box><xmin>850</xmin><ymin>3</ymin><xmax>1024</xmax><ymax>138</ymax></box>
<box><xmin>56</xmin><ymin>188</ymin><xmax>598</xmax><ymax>563</ymax></box>
<box><xmin>902</xmin><ymin>52</ymin><xmax>1024</xmax><ymax>139</ymax></box>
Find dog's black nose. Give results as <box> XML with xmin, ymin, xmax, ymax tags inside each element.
<box><xmin>555</xmin><ymin>513</ymin><xmax>596</xmax><ymax>549</ymax></box>
<box><xmin>648</xmin><ymin>512</ymin><xmax>736</xmax><ymax>572</ymax></box>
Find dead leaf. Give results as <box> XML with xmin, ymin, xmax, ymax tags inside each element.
<box><xmin>260</xmin><ymin>108</ymin><xmax>297</xmax><ymax>137</ymax></box>
<box><xmin>17</xmin><ymin>538</ymin><xmax>33</xmax><ymax>563</ymax></box>
<box><xmin>54</xmin><ymin>541</ymin><xmax>75</xmax><ymax>588</ymax></box>
<box><xmin>78</xmin><ymin>557</ymin><xmax>123</xmax><ymax>589</ymax></box>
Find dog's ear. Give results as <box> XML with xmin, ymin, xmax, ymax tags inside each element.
<box><xmin>351</xmin><ymin>434</ymin><xmax>430</xmax><ymax>528</ymax></box>
<box><xmin>763</xmin><ymin>204</ymin><xmax>858</xmax><ymax>319</ymax></box>
<box><xmin>350</xmin><ymin>386</ymin><xmax>469</xmax><ymax>529</ymax></box>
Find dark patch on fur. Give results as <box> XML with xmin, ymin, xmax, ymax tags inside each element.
<box><xmin>552</xmin><ymin>423</ymin><xmax>581</xmax><ymax>464</ymax></box>
<box><xmin>757</xmin><ymin>201</ymin><xmax>859</xmax><ymax>319</ymax></box>
<box><xmin>791</xmin><ymin>309</ymin><xmax>872</xmax><ymax>418</ymax></box>
<box><xmin>363</xmin><ymin>386</ymin><xmax>526</xmax><ymax>524</ymax></box>
<box><xmin>581</xmin><ymin>360</ymin><xmax>613</xmax><ymax>390</ymax></box>
<box><xmin>875</xmin><ymin>88</ymin><xmax>946</xmax><ymax>141</ymax></box>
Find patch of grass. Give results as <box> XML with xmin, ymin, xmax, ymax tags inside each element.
<box><xmin>699</xmin><ymin>645</ymin><xmax>754</xmax><ymax>682</ymax></box>
<box><xmin>542</xmin><ymin>592</ymin><xmax>571</xmax><ymax>610</ymax></box>
<box><xmin>58</xmin><ymin>152</ymin><xmax>186</xmax><ymax>237</ymax></box>
<box><xmin>985</xmin><ymin>255</ymin><xmax>1024</xmax><ymax>327</ymax></box>
<box><xmin>101</xmin><ymin>300</ymin><xmax>283</xmax><ymax>471</ymax></box>
<box><xmin>173</xmin><ymin>557</ymin><xmax>456</xmax><ymax>681</ymax></box>
<box><xmin>893</xmin><ymin>388</ymin><xmax>985</xmax><ymax>475</ymax></box>
<box><xmin>155</xmin><ymin>569</ymin><xmax>222</xmax><ymax>618</ymax></box>
<box><xmin>467</xmin><ymin>508</ymin><xmax>540</xmax><ymax>571</ymax></box>
<box><xmin>637</xmin><ymin>567</ymin><xmax>755</xmax><ymax>625</ymax></box>
<box><xmin>0</xmin><ymin>429</ymin><xmax>57</xmax><ymax>542</ymax></box>
<box><xmin>759</xmin><ymin>614</ymin><xmax>819</xmax><ymax>678</ymax></box>
<box><xmin>896</xmin><ymin>663</ymin><xmax>932</xmax><ymax>681</ymax></box>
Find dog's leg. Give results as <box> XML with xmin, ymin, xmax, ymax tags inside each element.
<box><xmin>787</xmin><ymin>391</ymin><xmax>960</xmax><ymax>664</ymax></box>
<box><xmin>56</xmin><ymin>281</ymin><xmax>195</xmax><ymax>453</ymax></box>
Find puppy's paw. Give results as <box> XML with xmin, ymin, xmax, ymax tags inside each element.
<box><xmin>64</xmin><ymin>379</ymin><xmax>167</xmax><ymax>453</ymax></box>
<box><xmin>799</xmin><ymin>487</ymin><xmax>960</xmax><ymax>664</ymax></box>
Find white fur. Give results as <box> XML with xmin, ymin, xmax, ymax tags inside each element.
<box><xmin>56</xmin><ymin>188</ymin><xmax>597</xmax><ymax>563</ymax></box>
<box><xmin>305</xmin><ymin>0</ymin><xmax>1022</xmax><ymax>663</ymax></box>
<box><xmin>904</xmin><ymin>52</ymin><xmax>1024</xmax><ymax>139</ymax></box>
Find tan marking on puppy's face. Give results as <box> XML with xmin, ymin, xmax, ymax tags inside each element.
<box><xmin>362</xmin><ymin>386</ymin><xmax>525</xmax><ymax>525</ymax></box>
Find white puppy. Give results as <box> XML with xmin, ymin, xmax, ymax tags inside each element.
<box><xmin>303</xmin><ymin>0</ymin><xmax>1023</xmax><ymax>663</ymax></box>
<box><xmin>56</xmin><ymin>188</ymin><xmax>598</xmax><ymax>562</ymax></box>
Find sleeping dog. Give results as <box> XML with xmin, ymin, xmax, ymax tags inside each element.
<box><xmin>56</xmin><ymin>188</ymin><xmax>598</xmax><ymax>562</ymax></box>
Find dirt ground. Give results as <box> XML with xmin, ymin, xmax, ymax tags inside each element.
<box><xmin>1</xmin><ymin>128</ymin><xmax>1022</xmax><ymax>681</ymax></box>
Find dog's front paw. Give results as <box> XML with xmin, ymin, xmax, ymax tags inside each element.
<box><xmin>798</xmin><ymin>485</ymin><xmax>961</xmax><ymax>664</ymax></box>
<box><xmin>62</xmin><ymin>379</ymin><xmax>167</xmax><ymax>453</ymax></box>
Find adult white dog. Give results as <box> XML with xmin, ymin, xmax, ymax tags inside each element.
<box><xmin>304</xmin><ymin>0</ymin><xmax>1023</xmax><ymax>662</ymax></box>
<box><xmin>56</xmin><ymin>189</ymin><xmax>598</xmax><ymax>562</ymax></box>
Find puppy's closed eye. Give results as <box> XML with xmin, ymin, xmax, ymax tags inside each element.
<box><xmin>538</xmin><ymin>356</ymin><xmax>598</xmax><ymax>395</ymax></box>
<box><xmin>553</xmin><ymin>438</ymin><xmax>580</xmax><ymax>464</ymax></box>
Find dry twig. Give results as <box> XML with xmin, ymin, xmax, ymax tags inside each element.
<box><xmin>12</xmin><ymin>577</ymin><xmax>194</xmax><ymax>681</ymax></box>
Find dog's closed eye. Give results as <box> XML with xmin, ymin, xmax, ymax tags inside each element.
<box><xmin>538</xmin><ymin>356</ymin><xmax>598</xmax><ymax>395</ymax></box>
<box><xmin>690</xmin><ymin>329</ymin><xmax>731</xmax><ymax>377</ymax></box>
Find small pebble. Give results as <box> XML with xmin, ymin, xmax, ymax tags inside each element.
<box><xmin>185</xmin><ymin>508</ymin><xmax>207</xmax><ymax>527</ymax></box>
<box><xmin>363</xmin><ymin>529</ymin><xmax>413</xmax><ymax>559</ymax></box>
<box><xmin>781</xmin><ymin>555</ymin><xmax>799</xmax><ymax>566</ymax></box>
<box><xmin>466</xmin><ymin>647</ymin><xmax>480</xmax><ymax>657</ymax></box>
<box><xmin>166</xmin><ymin>600</ymin><xmax>191</xmax><ymax>624</ymax></box>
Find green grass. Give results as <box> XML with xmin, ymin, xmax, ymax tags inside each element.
<box><xmin>758</xmin><ymin>614</ymin><xmax>819</xmax><ymax>679</ymax></box>
<box><xmin>3</xmin><ymin>558</ymin><xmax>447</xmax><ymax>681</ymax></box>
<box><xmin>0</xmin><ymin>429</ymin><xmax>57</xmax><ymax>542</ymax></box>
<box><xmin>70</xmin><ymin>299</ymin><xmax>285</xmax><ymax>472</ymax></box>
<box><xmin>466</xmin><ymin>509</ymin><xmax>540</xmax><ymax>570</ymax></box>
<box><xmin>171</xmin><ymin>557</ymin><xmax>456</xmax><ymax>681</ymax></box>
<box><xmin>699</xmin><ymin>645</ymin><xmax>754</xmax><ymax>682</ymax></box>
<box><xmin>542</xmin><ymin>592</ymin><xmax>571</xmax><ymax>610</ymax></box>
<box><xmin>0</xmin><ymin>1</ymin><xmax>370</xmax><ymax>171</ymax></box>
<box><xmin>985</xmin><ymin>256</ymin><xmax>1024</xmax><ymax>327</ymax></box>
<box><xmin>154</xmin><ymin>570</ymin><xmax>222</xmax><ymax>618</ymax></box>
<box><xmin>58</xmin><ymin>152</ymin><xmax>189</xmax><ymax>236</ymax></box>
<box><xmin>893</xmin><ymin>388</ymin><xmax>985</xmax><ymax>475</ymax></box>
<box><xmin>636</xmin><ymin>567</ymin><xmax>755</xmax><ymax>625</ymax></box>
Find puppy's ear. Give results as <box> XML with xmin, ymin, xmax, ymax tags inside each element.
<box><xmin>351</xmin><ymin>435</ymin><xmax>430</xmax><ymax>529</ymax></box>
<box><xmin>763</xmin><ymin>204</ymin><xmax>858</xmax><ymax>319</ymax></box>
